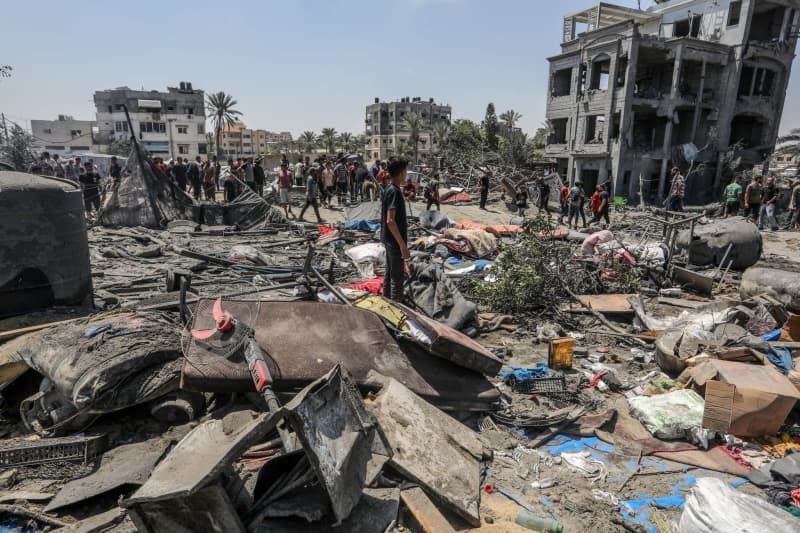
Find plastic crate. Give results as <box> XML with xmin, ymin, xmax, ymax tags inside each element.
<box><xmin>508</xmin><ymin>375</ymin><xmax>566</xmax><ymax>395</ymax></box>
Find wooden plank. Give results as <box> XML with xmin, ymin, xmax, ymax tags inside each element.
<box><xmin>560</xmin><ymin>294</ymin><xmax>636</xmax><ymax>314</ymax></box>
<box><xmin>657</xmin><ymin>296</ymin><xmax>706</xmax><ymax>309</ymax></box>
<box><xmin>0</xmin><ymin>318</ymin><xmax>80</xmax><ymax>342</ymax></box>
<box><xmin>400</xmin><ymin>487</ymin><xmax>455</xmax><ymax>533</ymax></box>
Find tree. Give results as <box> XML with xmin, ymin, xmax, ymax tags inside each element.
<box><xmin>484</xmin><ymin>103</ymin><xmax>499</xmax><ymax>151</ymax></box>
<box><xmin>532</xmin><ymin>120</ymin><xmax>552</xmax><ymax>149</ymax></box>
<box><xmin>776</xmin><ymin>128</ymin><xmax>800</xmax><ymax>158</ymax></box>
<box><xmin>320</xmin><ymin>128</ymin><xmax>337</xmax><ymax>153</ymax></box>
<box><xmin>205</xmin><ymin>132</ymin><xmax>216</xmax><ymax>156</ymax></box>
<box><xmin>107</xmin><ymin>138</ymin><xmax>132</xmax><ymax>157</ymax></box>
<box><xmin>338</xmin><ymin>132</ymin><xmax>353</xmax><ymax>153</ymax></box>
<box><xmin>299</xmin><ymin>131</ymin><xmax>317</xmax><ymax>153</ymax></box>
<box><xmin>432</xmin><ymin>122</ymin><xmax>450</xmax><ymax>153</ymax></box>
<box><xmin>205</xmin><ymin>92</ymin><xmax>242</xmax><ymax>158</ymax></box>
<box><xmin>0</xmin><ymin>124</ymin><xmax>36</xmax><ymax>171</ymax></box>
<box><xmin>403</xmin><ymin>113</ymin><xmax>423</xmax><ymax>165</ymax></box>
<box><xmin>499</xmin><ymin>110</ymin><xmax>523</xmax><ymax>130</ymax></box>
<box><xmin>441</xmin><ymin>119</ymin><xmax>485</xmax><ymax>167</ymax></box>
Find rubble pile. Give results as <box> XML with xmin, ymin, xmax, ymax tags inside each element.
<box><xmin>1</xmin><ymin>160</ymin><xmax>800</xmax><ymax>533</ymax></box>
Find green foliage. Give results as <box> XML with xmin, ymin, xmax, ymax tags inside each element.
<box><xmin>107</xmin><ymin>138</ymin><xmax>132</xmax><ymax>157</ymax></box>
<box><xmin>465</xmin><ymin>214</ymin><xmax>640</xmax><ymax>314</ymax></box>
<box><xmin>499</xmin><ymin>109</ymin><xmax>522</xmax><ymax>129</ymax></box>
<box><xmin>205</xmin><ymin>91</ymin><xmax>242</xmax><ymax>157</ymax></box>
<box><xmin>321</xmin><ymin>128</ymin><xmax>337</xmax><ymax>153</ymax></box>
<box><xmin>299</xmin><ymin>131</ymin><xmax>318</xmax><ymax>152</ymax></box>
<box><xmin>441</xmin><ymin>119</ymin><xmax>484</xmax><ymax>166</ymax></box>
<box><xmin>0</xmin><ymin>124</ymin><xmax>36</xmax><ymax>171</ymax></box>
<box><xmin>403</xmin><ymin>113</ymin><xmax>423</xmax><ymax>164</ymax></box>
<box><xmin>484</xmin><ymin>102</ymin><xmax>499</xmax><ymax>151</ymax></box>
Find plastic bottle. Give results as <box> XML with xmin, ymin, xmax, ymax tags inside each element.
<box><xmin>515</xmin><ymin>510</ymin><xmax>563</xmax><ymax>532</ymax></box>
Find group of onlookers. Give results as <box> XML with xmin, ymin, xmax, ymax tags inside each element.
<box><xmin>722</xmin><ymin>174</ymin><xmax>799</xmax><ymax>231</ymax></box>
<box><xmin>31</xmin><ymin>152</ymin><xmax>122</xmax><ymax>214</ymax></box>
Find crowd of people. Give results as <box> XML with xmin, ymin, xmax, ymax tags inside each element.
<box><xmin>30</xmin><ymin>151</ymin><xmax>122</xmax><ymax>214</ymax></box>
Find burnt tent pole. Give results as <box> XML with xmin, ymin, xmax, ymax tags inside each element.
<box><xmin>122</xmin><ymin>104</ymin><xmax>167</xmax><ymax>226</ymax></box>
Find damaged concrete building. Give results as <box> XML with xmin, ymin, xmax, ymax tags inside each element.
<box><xmin>544</xmin><ymin>0</ymin><xmax>799</xmax><ymax>204</ymax></box>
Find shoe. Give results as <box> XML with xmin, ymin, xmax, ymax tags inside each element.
<box><xmin>297</xmin><ymin>217</ymin><xmax>306</xmax><ymax>222</ymax></box>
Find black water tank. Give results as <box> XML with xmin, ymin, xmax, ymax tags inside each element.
<box><xmin>0</xmin><ymin>171</ymin><xmax>92</xmax><ymax>315</ymax></box>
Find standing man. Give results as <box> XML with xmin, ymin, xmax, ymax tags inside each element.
<box><xmin>558</xmin><ymin>181</ymin><xmax>569</xmax><ymax>225</ymax></box>
<box><xmin>424</xmin><ymin>173</ymin><xmax>441</xmax><ymax>211</ymax></box>
<box><xmin>668</xmin><ymin>167</ymin><xmax>685</xmax><ymax>212</ymax></box>
<box><xmin>537</xmin><ymin>176</ymin><xmax>551</xmax><ymax>214</ymax></box>
<box><xmin>371</xmin><ymin>159</ymin><xmax>380</xmax><ymax>179</ymax></box>
<box><xmin>294</xmin><ymin>157</ymin><xmax>305</xmax><ymax>187</ymax></box>
<box><xmin>278</xmin><ymin>161</ymin><xmax>294</xmax><ymax>218</ymax></box>
<box><xmin>173</xmin><ymin>157</ymin><xmax>188</xmax><ymax>192</ymax></box>
<box><xmin>79</xmin><ymin>162</ymin><xmax>102</xmax><ymax>214</ymax></box>
<box><xmin>759</xmin><ymin>175</ymin><xmax>779</xmax><ymax>231</ymax></box>
<box><xmin>479</xmin><ymin>170</ymin><xmax>490</xmax><ymax>210</ymax></box>
<box><xmin>298</xmin><ymin>166</ymin><xmax>324</xmax><ymax>223</ymax></box>
<box><xmin>334</xmin><ymin>156</ymin><xmax>349</xmax><ymax>206</ymax></box>
<box><xmin>253</xmin><ymin>158</ymin><xmax>266</xmax><ymax>197</ymax></box>
<box><xmin>354</xmin><ymin>161</ymin><xmax>369</xmax><ymax>202</ymax></box>
<box><xmin>241</xmin><ymin>157</ymin><xmax>255</xmax><ymax>192</ymax></box>
<box><xmin>568</xmin><ymin>180</ymin><xmax>587</xmax><ymax>229</ymax></box>
<box><xmin>788</xmin><ymin>179</ymin><xmax>800</xmax><ymax>231</ymax></box>
<box><xmin>744</xmin><ymin>175</ymin><xmax>763</xmax><ymax>222</ymax></box>
<box><xmin>64</xmin><ymin>157</ymin><xmax>77</xmax><ymax>181</ymax></box>
<box><xmin>723</xmin><ymin>175</ymin><xmax>742</xmax><ymax>218</ymax></box>
<box><xmin>321</xmin><ymin>160</ymin><xmax>335</xmax><ymax>208</ymax></box>
<box><xmin>204</xmin><ymin>160</ymin><xmax>217</xmax><ymax>201</ymax></box>
<box><xmin>109</xmin><ymin>156</ymin><xmax>122</xmax><ymax>188</ymax></box>
<box><xmin>591</xmin><ymin>183</ymin><xmax>610</xmax><ymax>225</ymax></box>
<box><xmin>381</xmin><ymin>158</ymin><xmax>411</xmax><ymax>302</ymax></box>
<box><xmin>52</xmin><ymin>154</ymin><xmax>65</xmax><ymax>178</ymax></box>
<box><xmin>188</xmin><ymin>156</ymin><xmax>202</xmax><ymax>200</ymax></box>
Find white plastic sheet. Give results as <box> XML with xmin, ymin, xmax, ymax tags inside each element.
<box><xmin>679</xmin><ymin>477</ymin><xmax>800</xmax><ymax>532</ymax></box>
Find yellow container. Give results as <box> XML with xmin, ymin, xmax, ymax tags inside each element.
<box><xmin>548</xmin><ymin>337</ymin><xmax>574</xmax><ymax>370</ymax></box>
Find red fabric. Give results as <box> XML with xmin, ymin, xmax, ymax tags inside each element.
<box><xmin>591</xmin><ymin>191</ymin><xmax>601</xmax><ymax>212</ymax></box>
<box><xmin>318</xmin><ymin>224</ymin><xmax>335</xmax><ymax>235</ymax></box>
<box><xmin>345</xmin><ymin>277</ymin><xmax>384</xmax><ymax>295</ymax></box>
<box><xmin>441</xmin><ymin>192</ymin><xmax>471</xmax><ymax>204</ymax></box>
<box><xmin>560</xmin><ymin>185</ymin><xmax>569</xmax><ymax>203</ymax></box>
<box><xmin>719</xmin><ymin>445</ymin><xmax>752</xmax><ymax>472</ymax></box>
<box><xmin>791</xmin><ymin>488</ymin><xmax>800</xmax><ymax>507</ymax></box>
<box><xmin>455</xmin><ymin>220</ymin><xmax>488</xmax><ymax>231</ymax></box>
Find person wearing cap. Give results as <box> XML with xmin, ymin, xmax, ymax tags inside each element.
<box><xmin>278</xmin><ymin>161</ymin><xmax>294</xmax><ymax>218</ymax></box>
<box><xmin>568</xmin><ymin>180</ymin><xmax>586</xmax><ymax>229</ymax></box>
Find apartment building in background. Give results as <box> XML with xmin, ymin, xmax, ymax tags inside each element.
<box><xmin>365</xmin><ymin>97</ymin><xmax>452</xmax><ymax>160</ymax></box>
<box><xmin>94</xmin><ymin>82</ymin><xmax>206</xmax><ymax>159</ymax></box>
<box><xmin>219</xmin><ymin>123</ymin><xmax>293</xmax><ymax>157</ymax></box>
<box><xmin>31</xmin><ymin>115</ymin><xmax>97</xmax><ymax>156</ymax></box>
<box><xmin>544</xmin><ymin>0</ymin><xmax>798</xmax><ymax>204</ymax></box>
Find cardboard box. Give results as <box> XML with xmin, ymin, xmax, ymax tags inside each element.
<box><xmin>691</xmin><ymin>360</ymin><xmax>800</xmax><ymax>437</ymax></box>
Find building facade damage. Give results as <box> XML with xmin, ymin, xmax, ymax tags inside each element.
<box><xmin>545</xmin><ymin>0</ymin><xmax>799</xmax><ymax>205</ymax></box>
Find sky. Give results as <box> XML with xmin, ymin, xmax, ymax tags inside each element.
<box><xmin>2</xmin><ymin>0</ymin><xmax>800</xmax><ymax>137</ymax></box>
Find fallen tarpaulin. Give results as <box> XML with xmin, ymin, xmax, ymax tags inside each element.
<box><xmin>181</xmin><ymin>299</ymin><xmax>500</xmax><ymax>410</ymax></box>
<box><xmin>407</xmin><ymin>262</ymin><xmax>477</xmax><ymax>330</ymax></box>
<box><xmin>100</xmin><ymin>146</ymin><xmax>191</xmax><ymax>228</ymax></box>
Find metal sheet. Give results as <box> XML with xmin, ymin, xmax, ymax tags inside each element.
<box><xmin>367</xmin><ymin>378</ymin><xmax>483</xmax><ymax>527</ymax></box>
<box><xmin>46</xmin><ymin>437</ymin><xmax>170</xmax><ymax>511</ymax></box>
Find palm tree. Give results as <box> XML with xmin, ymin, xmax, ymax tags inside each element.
<box><xmin>432</xmin><ymin>122</ymin><xmax>450</xmax><ymax>153</ymax></box>
<box><xmin>299</xmin><ymin>131</ymin><xmax>317</xmax><ymax>153</ymax></box>
<box><xmin>320</xmin><ymin>128</ymin><xmax>337</xmax><ymax>154</ymax></box>
<box><xmin>205</xmin><ymin>132</ymin><xmax>216</xmax><ymax>156</ymax></box>
<box><xmin>206</xmin><ymin>92</ymin><xmax>242</xmax><ymax>158</ymax></box>
<box><xmin>499</xmin><ymin>110</ymin><xmax>523</xmax><ymax>129</ymax></box>
<box><xmin>777</xmin><ymin>128</ymin><xmax>800</xmax><ymax>158</ymax></box>
<box><xmin>338</xmin><ymin>132</ymin><xmax>353</xmax><ymax>153</ymax></box>
<box><xmin>403</xmin><ymin>113</ymin><xmax>423</xmax><ymax>165</ymax></box>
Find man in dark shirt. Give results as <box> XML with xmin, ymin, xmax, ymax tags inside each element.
<box><xmin>381</xmin><ymin>158</ymin><xmax>410</xmax><ymax>302</ymax></box>
<box><xmin>253</xmin><ymin>158</ymin><xmax>266</xmax><ymax>197</ymax></box>
<box><xmin>188</xmin><ymin>156</ymin><xmax>202</xmax><ymax>200</ymax></box>
<box><xmin>109</xmin><ymin>156</ymin><xmax>122</xmax><ymax>187</ymax></box>
<box><xmin>537</xmin><ymin>176</ymin><xmax>551</xmax><ymax>213</ymax></box>
<box><xmin>354</xmin><ymin>161</ymin><xmax>369</xmax><ymax>201</ymax></box>
<box><xmin>591</xmin><ymin>183</ymin><xmax>610</xmax><ymax>226</ymax></box>
<box><xmin>479</xmin><ymin>170</ymin><xmax>490</xmax><ymax>210</ymax></box>
<box><xmin>79</xmin><ymin>162</ymin><xmax>101</xmax><ymax>214</ymax></box>
<box><xmin>759</xmin><ymin>175</ymin><xmax>779</xmax><ymax>231</ymax></box>
<box><xmin>173</xmin><ymin>157</ymin><xmax>188</xmax><ymax>191</ymax></box>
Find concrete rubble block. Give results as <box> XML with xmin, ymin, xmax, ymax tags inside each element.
<box><xmin>676</xmin><ymin>217</ymin><xmax>762</xmax><ymax>270</ymax></box>
<box><xmin>741</xmin><ymin>267</ymin><xmax>800</xmax><ymax>313</ymax></box>
<box><xmin>56</xmin><ymin>507</ymin><xmax>135</xmax><ymax>532</ymax></box>
<box><xmin>366</xmin><ymin>377</ymin><xmax>484</xmax><ymax>527</ymax></box>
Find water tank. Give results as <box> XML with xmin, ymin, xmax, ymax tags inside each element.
<box><xmin>0</xmin><ymin>171</ymin><xmax>92</xmax><ymax>315</ymax></box>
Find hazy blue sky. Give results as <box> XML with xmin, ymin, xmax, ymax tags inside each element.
<box><xmin>2</xmin><ymin>0</ymin><xmax>799</xmax><ymax>136</ymax></box>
